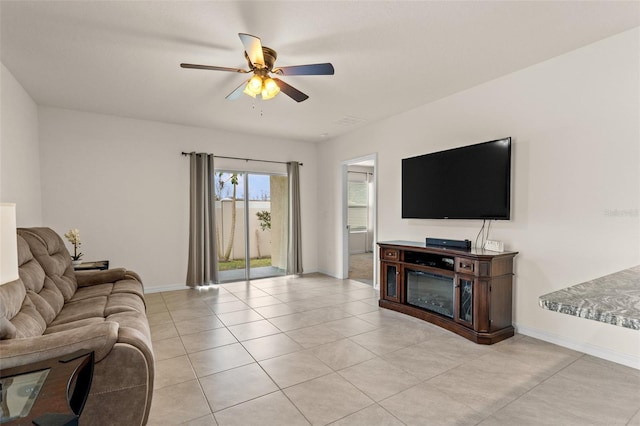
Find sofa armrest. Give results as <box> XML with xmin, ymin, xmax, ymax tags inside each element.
<box><xmin>75</xmin><ymin>268</ymin><xmax>134</xmax><ymax>287</ymax></box>
<box><xmin>0</xmin><ymin>322</ymin><xmax>118</xmax><ymax>370</ymax></box>
<box><xmin>124</xmin><ymin>270</ymin><xmax>143</xmax><ymax>284</ymax></box>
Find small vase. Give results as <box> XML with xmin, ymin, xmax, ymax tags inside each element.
<box><xmin>72</xmin><ymin>260</ymin><xmax>82</xmax><ymax>266</ymax></box>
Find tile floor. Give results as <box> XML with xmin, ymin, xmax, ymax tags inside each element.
<box><xmin>145</xmin><ymin>274</ymin><xmax>640</xmax><ymax>426</ymax></box>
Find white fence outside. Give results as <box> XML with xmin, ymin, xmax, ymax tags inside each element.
<box><xmin>216</xmin><ymin>200</ymin><xmax>271</xmax><ymax>260</ymax></box>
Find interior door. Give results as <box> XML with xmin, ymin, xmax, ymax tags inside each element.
<box><xmin>347</xmin><ymin>167</ymin><xmax>374</xmax><ymax>285</ymax></box>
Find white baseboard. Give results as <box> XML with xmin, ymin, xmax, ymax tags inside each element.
<box><xmin>315</xmin><ymin>269</ymin><xmax>340</xmax><ymax>279</ymax></box>
<box><xmin>144</xmin><ymin>283</ymin><xmax>188</xmax><ymax>294</ymax></box>
<box><xmin>515</xmin><ymin>323</ymin><xmax>640</xmax><ymax>370</ymax></box>
<box><xmin>143</xmin><ymin>270</ymin><xmax>324</xmax><ymax>294</ymax></box>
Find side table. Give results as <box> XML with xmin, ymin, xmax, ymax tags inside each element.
<box><xmin>0</xmin><ymin>350</ymin><xmax>94</xmax><ymax>425</ymax></box>
<box><xmin>73</xmin><ymin>260</ymin><xmax>109</xmax><ymax>271</ymax></box>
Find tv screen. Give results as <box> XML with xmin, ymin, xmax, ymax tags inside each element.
<box><xmin>402</xmin><ymin>138</ymin><xmax>512</xmax><ymax>220</ymax></box>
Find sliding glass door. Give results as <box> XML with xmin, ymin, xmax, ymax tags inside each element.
<box><xmin>215</xmin><ymin>170</ymin><xmax>287</xmax><ymax>283</ymax></box>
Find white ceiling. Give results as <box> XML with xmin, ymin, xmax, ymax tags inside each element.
<box><xmin>2</xmin><ymin>1</ymin><xmax>638</xmax><ymax>143</ymax></box>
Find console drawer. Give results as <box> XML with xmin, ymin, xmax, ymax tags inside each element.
<box><xmin>382</xmin><ymin>248</ymin><xmax>399</xmax><ymax>261</ymax></box>
<box><xmin>455</xmin><ymin>257</ymin><xmax>478</xmax><ymax>274</ymax></box>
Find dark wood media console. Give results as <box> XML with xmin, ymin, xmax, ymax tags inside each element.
<box><xmin>378</xmin><ymin>241</ymin><xmax>518</xmax><ymax>344</ymax></box>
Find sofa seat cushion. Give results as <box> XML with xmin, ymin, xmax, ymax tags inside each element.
<box><xmin>44</xmin><ymin>317</ymin><xmax>106</xmax><ymax>334</ymax></box>
<box><xmin>106</xmin><ymin>311</ymin><xmax>152</xmax><ymax>345</ymax></box>
<box><xmin>105</xmin><ymin>293</ymin><xmax>146</xmax><ymax>316</ymax></box>
<box><xmin>74</xmin><ymin>283</ymin><xmax>146</xmax><ymax>315</ymax></box>
<box><xmin>112</xmin><ymin>279</ymin><xmax>145</xmax><ymax>300</ymax></box>
<box><xmin>73</xmin><ymin>270</ymin><xmax>145</xmax><ymax>312</ymax></box>
<box><xmin>49</xmin><ymin>296</ymin><xmax>108</xmax><ymax>326</ymax></box>
<box><xmin>50</xmin><ymin>289</ymin><xmax>148</xmax><ymax>328</ymax></box>
<box><xmin>73</xmin><ymin>280</ymin><xmax>144</xmax><ymax>302</ymax></box>
<box><xmin>71</xmin><ymin>284</ymin><xmax>115</xmax><ymax>302</ymax></box>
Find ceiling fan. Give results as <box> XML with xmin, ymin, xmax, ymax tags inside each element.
<box><xmin>181</xmin><ymin>33</ymin><xmax>334</xmax><ymax>103</ymax></box>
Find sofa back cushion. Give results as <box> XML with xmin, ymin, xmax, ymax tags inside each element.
<box><xmin>0</xmin><ymin>280</ymin><xmax>26</xmax><ymax>339</ymax></box>
<box><xmin>16</xmin><ymin>234</ymin><xmax>64</xmax><ymax>325</ymax></box>
<box><xmin>18</xmin><ymin>228</ymin><xmax>78</xmax><ymax>301</ymax></box>
<box><xmin>0</xmin><ymin>279</ymin><xmax>47</xmax><ymax>339</ymax></box>
<box><xmin>1</xmin><ymin>239</ymin><xmax>53</xmax><ymax>339</ymax></box>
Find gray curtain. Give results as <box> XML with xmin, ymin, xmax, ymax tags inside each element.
<box><xmin>186</xmin><ymin>153</ymin><xmax>218</xmax><ymax>286</ymax></box>
<box><xmin>286</xmin><ymin>161</ymin><xmax>303</xmax><ymax>275</ymax></box>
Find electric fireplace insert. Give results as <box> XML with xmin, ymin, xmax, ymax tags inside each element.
<box><xmin>405</xmin><ymin>269</ymin><xmax>454</xmax><ymax>318</ymax></box>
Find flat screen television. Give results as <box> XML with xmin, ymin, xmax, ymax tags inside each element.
<box><xmin>402</xmin><ymin>137</ymin><xmax>512</xmax><ymax>220</ymax></box>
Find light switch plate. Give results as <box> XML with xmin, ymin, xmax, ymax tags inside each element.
<box><xmin>484</xmin><ymin>240</ymin><xmax>504</xmax><ymax>252</ymax></box>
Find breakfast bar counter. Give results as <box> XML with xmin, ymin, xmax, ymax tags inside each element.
<box><xmin>539</xmin><ymin>265</ymin><xmax>640</xmax><ymax>330</ymax></box>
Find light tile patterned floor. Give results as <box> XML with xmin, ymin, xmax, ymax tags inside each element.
<box><xmin>145</xmin><ymin>273</ymin><xmax>640</xmax><ymax>426</ymax></box>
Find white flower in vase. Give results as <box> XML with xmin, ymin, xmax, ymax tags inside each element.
<box><xmin>64</xmin><ymin>228</ymin><xmax>83</xmax><ymax>263</ymax></box>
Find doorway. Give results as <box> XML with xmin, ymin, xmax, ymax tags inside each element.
<box><xmin>215</xmin><ymin>170</ymin><xmax>288</xmax><ymax>283</ymax></box>
<box><xmin>342</xmin><ymin>155</ymin><xmax>377</xmax><ymax>288</ymax></box>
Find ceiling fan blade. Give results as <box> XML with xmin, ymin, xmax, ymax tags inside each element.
<box><xmin>238</xmin><ymin>33</ymin><xmax>265</xmax><ymax>67</ymax></box>
<box><xmin>273</xmin><ymin>78</ymin><xmax>309</xmax><ymax>102</ymax></box>
<box><xmin>226</xmin><ymin>80</ymin><xmax>249</xmax><ymax>100</ymax></box>
<box><xmin>181</xmin><ymin>63</ymin><xmax>248</xmax><ymax>73</ymax></box>
<box><xmin>273</xmin><ymin>63</ymin><xmax>334</xmax><ymax>76</ymax></box>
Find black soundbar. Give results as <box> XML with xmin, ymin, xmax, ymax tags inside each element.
<box><xmin>425</xmin><ymin>237</ymin><xmax>471</xmax><ymax>250</ymax></box>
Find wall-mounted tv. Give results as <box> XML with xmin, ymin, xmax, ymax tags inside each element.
<box><xmin>402</xmin><ymin>137</ymin><xmax>512</xmax><ymax>220</ymax></box>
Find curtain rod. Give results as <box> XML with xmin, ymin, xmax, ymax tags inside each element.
<box><xmin>181</xmin><ymin>152</ymin><xmax>302</xmax><ymax>166</ymax></box>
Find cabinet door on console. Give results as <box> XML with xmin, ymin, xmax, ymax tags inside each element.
<box><xmin>454</xmin><ymin>275</ymin><xmax>475</xmax><ymax>328</ymax></box>
<box><xmin>381</xmin><ymin>262</ymin><xmax>401</xmax><ymax>303</ymax></box>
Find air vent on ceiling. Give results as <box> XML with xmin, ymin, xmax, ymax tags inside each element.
<box><xmin>334</xmin><ymin>115</ymin><xmax>367</xmax><ymax>127</ymax></box>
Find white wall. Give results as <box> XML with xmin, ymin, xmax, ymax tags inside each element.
<box><xmin>38</xmin><ymin>108</ymin><xmax>318</xmax><ymax>290</ymax></box>
<box><xmin>0</xmin><ymin>63</ymin><xmax>42</xmax><ymax>226</ymax></box>
<box><xmin>317</xmin><ymin>28</ymin><xmax>640</xmax><ymax>366</ymax></box>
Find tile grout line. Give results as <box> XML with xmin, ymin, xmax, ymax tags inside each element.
<box><xmin>153</xmin><ymin>277</ymin><xmax>629</xmax><ymax>425</ymax></box>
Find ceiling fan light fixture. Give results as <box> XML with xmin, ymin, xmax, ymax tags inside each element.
<box><xmin>183</xmin><ymin>33</ymin><xmax>331</xmax><ymax>103</ymax></box>
<box><xmin>242</xmin><ymin>87</ymin><xmax>257</xmax><ymax>98</ymax></box>
<box><xmin>261</xmin><ymin>78</ymin><xmax>280</xmax><ymax>100</ymax></box>
<box><xmin>245</xmin><ymin>75</ymin><xmax>263</xmax><ymax>95</ymax></box>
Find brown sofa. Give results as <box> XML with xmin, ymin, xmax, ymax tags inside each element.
<box><xmin>0</xmin><ymin>228</ymin><xmax>154</xmax><ymax>425</ymax></box>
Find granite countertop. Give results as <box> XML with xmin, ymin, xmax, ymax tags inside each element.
<box><xmin>539</xmin><ymin>265</ymin><xmax>640</xmax><ymax>330</ymax></box>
